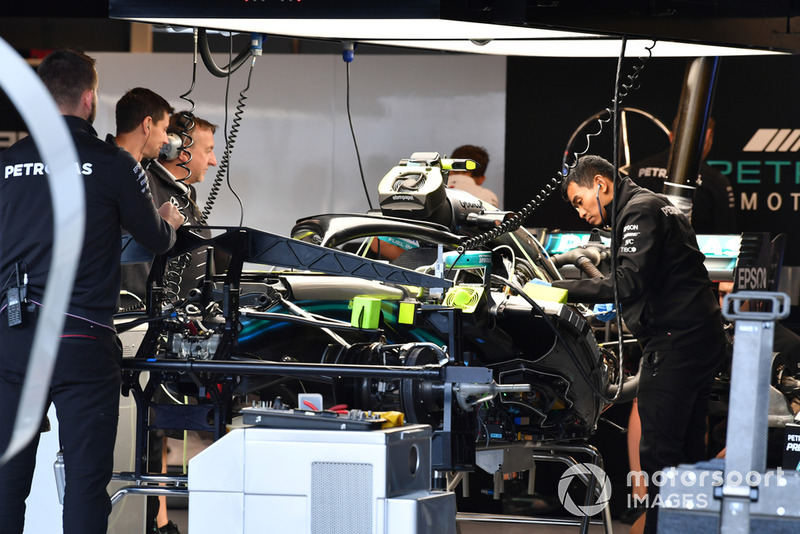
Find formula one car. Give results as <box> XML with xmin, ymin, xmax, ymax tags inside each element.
<box><xmin>119</xmin><ymin>152</ymin><xmax>637</xmax><ymax>473</ymax></box>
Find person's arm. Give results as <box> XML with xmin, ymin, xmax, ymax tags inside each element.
<box><xmin>116</xmin><ymin>154</ymin><xmax>176</xmax><ymax>254</ymax></box>
<box><xmin>158</xmin><ymin>201</ymin><xmax>186</xmax><ymax>230</ymax></box>
<box><xmin>552</xmin><ymin>201</ymin><xmax>661</xmax><ymax>303</ymax></box>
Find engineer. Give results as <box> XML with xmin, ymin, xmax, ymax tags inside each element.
<box><xmin>146</xmin><ymin>111</ymin><xmax>219</xmax><ymax>298</ymax></box>
<box><xmin>0</xmin><ymin>49</ymin><xmax>183</xmax><ymax>534</ymax></box>
<box><xmin>550</xmin><ymin>155</ymin><xmax>726</xmax><ymax>534</ymax></box>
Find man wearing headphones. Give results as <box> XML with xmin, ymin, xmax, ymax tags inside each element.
<box><xmin>139</xmin><ymin>113</ymin><xmax>221</xmax><ymax>534</ymax></box>
<box><xmin>145</xmin><ymin>111</ymin><xmax>219</xmax><ymax>299</ymax></box>
<box><xmin>550</xmin><ymin>155</ymin><xmax>726</xmax><ymax>534</ymax></box>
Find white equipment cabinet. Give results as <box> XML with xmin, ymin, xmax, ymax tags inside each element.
<box><xmin>188</xmin><ymin>424</ymin><xmax>456</xmax><ymax>534</ymax></box>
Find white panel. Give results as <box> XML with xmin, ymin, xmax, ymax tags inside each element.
<box><xmin>189</xmin><ymin>427</ymin><xmax>244</xmax><ymax>492</ymax></box>
<box><xmin>189</xmin><ymin>491</ymin><xmax>244</xmax><ymax>534</ymax></box>
<box><xmin>91</xmin><ymin>52</ymin><xmax>506</xmax><ymax>245</ymax></box>
<box><xmin>243</xmin><ymin>440</ymin><xmax>387</xmax><ymax>497</ymax></box>
<box><xmin>244</xmin><ymin>494</ymin><xmax>306</xmax><ymax>534</ymax></box>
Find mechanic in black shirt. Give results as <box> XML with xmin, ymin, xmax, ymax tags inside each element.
<box><xmin>107</xmin><ymin>87</ymin><xmax>173</xmax><ymax>164</ymax></box>
<box><xmin>106</xmin><ymin>88</ymin><xmax>184</xmax><ymax>534</ymax></box>
<box><xmin>626</xmin><ymin>117</ymin><xmax>737</xmax><ymax>235</ymax></box>
<box><xmin>107</xmin><ymin>88</ymin><xmax>175</xmax><ymax>309</ymax></box>
<box><xmin>551</xmin><ymin>155</ymin><xmax>726</xmax><ymax>534</ymax></box>
<box><xmin>0</xmin><ymin>50</ymin><xmax>184</xmax><ymax>534</ymax></box>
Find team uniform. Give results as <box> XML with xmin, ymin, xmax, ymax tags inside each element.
<box><xmin>0</xmin><ymin>116</ymin><xmax>176</xmax><ymax>534</ymax></box>
<box><xmin>552</xmin><ymin>177</ymin><xmax>726</xmax><ymax>533</ymax></box>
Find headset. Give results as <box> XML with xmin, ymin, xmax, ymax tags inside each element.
<box><xmin>160</xmin><ymin>133</ymin><xmax>183</xmax><ymax>160</ymax></box>
<box><xmin>160</xmin><ymin>112</ymin><xmax>195</xmax><ymax>161</ymax></box>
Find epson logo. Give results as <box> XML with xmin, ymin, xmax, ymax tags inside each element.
<box><xmin>736</xmin><ymin>267</ymin><xmax>769</xmax><ymax>290</ymax></box>
<box><xmin>392</xmin><ymin>194</ymin><xmax>415</xmax><ymax>201</ymax></box>
<box><xmin>459</xmin><ymin>199</ymin><xmax>483</xmax><ymax>209</ymax></box>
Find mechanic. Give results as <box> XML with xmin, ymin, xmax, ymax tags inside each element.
<box><xmin>107</xmin><ymin>87</ymin><xmax>173</xmax><ymax>163</ymax></box>
<box><xmin>550</xmin><ymin>155</ymin><xmax>726</xmax><ymax>534</ymax></box>
<box><xmin>109</xmin><ymin>87</ymin><xmax>174</xmax><ymax>307</ymax></box>
<box><xmin>0</xmin><ymin>50</ymin><xmax>184</xmax><ymax>534</ymax></box>
<box><xmin>626</xmin><ymin>117</ymin><xmax>737</xmax><ymax>235</ymax></box>
<box><xmin>447</xmin><ymin>144</ymin><xmax>500</xmax><ymax>208</ymax></box>
<box><xmin>107</xmin><ymin>88</ymin><xmax>186</xmax><ymax>534</ymax></box>
<box><xmin>146</xmin><ymin>111</ymin><xmax>220</xmax><ymax>298</ymax></box>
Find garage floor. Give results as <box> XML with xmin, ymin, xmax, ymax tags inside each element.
<box><xmin>165</xmin><ymin>507</ymin><xmax>628</xmax><ymax>533</ymax></box>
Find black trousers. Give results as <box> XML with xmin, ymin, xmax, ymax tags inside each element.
<box><xmin>639</xmin><ymin>334</ymin><xmax>725</xmax><ymax>534</ymax></box>
<box><xmin>0</xmin><ymin>311</ymin><xmax>122</xmax><ymax>534</ymax></box>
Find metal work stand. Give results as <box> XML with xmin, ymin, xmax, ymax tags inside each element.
<box><xmin>453</xmin><ymin>441</ymin><xmax>613</xmax><ymax>534</ymax></box>
<box><xmin>658</xmin><ymin>291</ymin><xmax>800</xmax><ymax>534</ymax></box>
<box><xmin>719</xmin><ymin>292</ymin><xmax>790</xmax><ymax>533</ymax></box>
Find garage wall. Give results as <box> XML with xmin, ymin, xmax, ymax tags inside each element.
<box><xmin>92</xmin><ymin>52</ymin><xmax>507</xmax><ymax>236</ymax></box>
<box><xmin>505</xmin><ymin>55</ymin><xmax>800</xmax><ymax>266</ymax></box>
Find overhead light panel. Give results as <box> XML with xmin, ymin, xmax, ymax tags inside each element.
<box><xmin>360</xmin><ymin>38</ymin><xmax>786</xmax><ymax>57</ymax></box>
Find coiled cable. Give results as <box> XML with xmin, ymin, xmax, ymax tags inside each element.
<box><xmin>163</xmin><ymin>252</ymin><xmax>193</xmax><ymax>303</ymax></box>
<box><xmin>162</xmin><ymin>30</ymin><xmax>201</xmax><ymax>305</ymax></box>
<box><xmin>457</xmin><ymin>40</ymin><xmax>656</xmax><ymax>255</ymax></box>
<box><xmin>201</xmin><ymin>48</ymin><xmax>255</xmax><ymax>226</ymax></box>
<box><xmin>173</xmin><ymin>29</ymin><xmax>199</xmax><ymax>183</ymax></box>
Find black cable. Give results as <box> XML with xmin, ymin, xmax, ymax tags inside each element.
<box><xmin>115</xmin><ymin>311</ymin><xmax>177</xmax><ymax>334</ymax></box>
<box><xmin>161</xmin><ymin>35</ymin><xmax>201</xmax><ymax>304</ymax></box>
<box><xmin>609</xmin><ymin>36</ymin><xmax>627</xmax><ymax>402</ymax></box>
<box><xmin>201</xmin><ymin>37</ymin><xmax>253</xmax><ymax>226</ymax></box>
<box><xmin>198</xmin><ymin>28</ymin><xmax>250</xmax><ymax>78</ymax></box>
<box><xmin>174</xmin><ymin>30</ymin><xmax>199</xmax><ymax>182</ymax></box>
<box><xmin>225</xmin><ymin>36</ymin><xmax>244</xmax><ymax>226</ymax></box>
<box><xmin>563</xmin><ymin>41</ymin><xmax>655</xmax><ymax>173</ymax></box>
<box><xmin>346</xmin><ymin>60</ymin><xmax>373</xmax><ymax>210</ymax></box>
<box><xmin>457</xmin><ymin>41</ymin><xmax>656</xmax><ymax>255</ymax></box>
<box><xmin>163</xmin><ymin>252</ymin><xmax>193</xmax><ymax>303</ymax></box>
<box><xmin>165</xmin><ymin>36</ymin><xmax>254</xmax><ymax>304</ymax></box>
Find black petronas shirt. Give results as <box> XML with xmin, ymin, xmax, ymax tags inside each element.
<box><xmin>0</xmin><ymin>115</ymin><xmax>176</xmax><ymax>328</ymax></box>
<box><xmin>552</xmin><ymin>178</ymin><xmax>723</xmax><ymax>350</ymax></box>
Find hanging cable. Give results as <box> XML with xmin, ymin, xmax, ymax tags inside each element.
<box><xmin>164</xmin><ymin>32</ymin><xmax>259</xmax><ymax>304</ymax></box>
<box><xmin>201</xmin><ymin>34</ymin><xmax>254</xmax><ymax>226</ymax></box>
<box><xmin>198</xmin><ymin>28</ymin><xmax>251</xmax><ymax>78</ymax></box>
<box><xmin>608</xmin><ymin>36</ymin><xmax>627</xmax><ymax>402</ymax></box>
<box><xmin>161</xmin><ymin>29</ymin><xmax>202</xmax><ymax>304</ymax></box>
<box><xmin>171</xmin><ymin>29</ymin><xmax>199</xmax><ymax>183</ymax></box>
<box><xmin>343</xmin><ymin>41</ymin><xmax>373</xmax><ymax>210</ymax></box>
<box><xmin>457</xmin><ymin>40</ymin><xmax>656</xmax><ymax>254</ymax></box>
